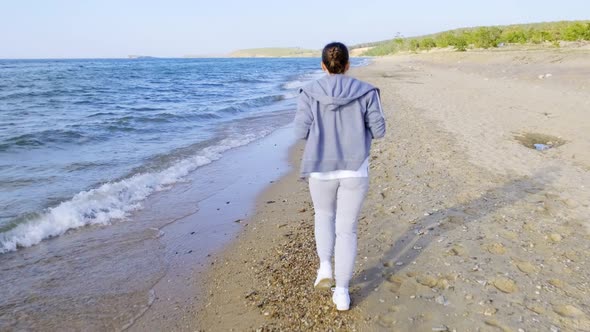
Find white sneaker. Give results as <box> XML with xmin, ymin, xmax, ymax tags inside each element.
<box><xmin>314</xmin><ymin>269</ymin><xmax>333</xmax><ymax>289</ymax></box>
<box><xmin>332</xmin><ymin>287</ymin><xmax>350</xmax><ymax>311</ymax></box>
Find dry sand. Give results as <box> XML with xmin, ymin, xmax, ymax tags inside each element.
<box><xmin>195</xmin><ymin>48</ymin><xmax>590</xmax><ymax>331</ymax></box>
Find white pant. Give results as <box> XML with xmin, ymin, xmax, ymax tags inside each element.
<box><xmin>309</xmin><ymin>177</ymin><xmax>369</xmax><ymax>288</ymax></box>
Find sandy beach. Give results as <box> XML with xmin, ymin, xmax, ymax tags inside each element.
<box><xmin>194</xmin><ymin>47</ymin><xmax>590</xmax><ymax>331</ymax></box>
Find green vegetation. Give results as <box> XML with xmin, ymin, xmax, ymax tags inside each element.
<box><xmin>360</xmin><ymin>21</ymin><xmax>590</xmax><ymax>56</ymax></box>
<box><xmin>228</xmin><ymin>47</ymin><xmax>320</xmax><ymax>58</ymax></box>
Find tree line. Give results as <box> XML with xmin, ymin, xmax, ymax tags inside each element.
<box><xmin>360</xmin><ymin>21</ymin><xmax>590</xmax><ymax>55</ymax></box>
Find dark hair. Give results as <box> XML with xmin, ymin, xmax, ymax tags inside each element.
<box><xmin>322</xmin><ymin>42</ymin><xmax>349</xmax><ymax>74</ymax></box>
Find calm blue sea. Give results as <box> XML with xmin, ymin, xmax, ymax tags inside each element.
<box><xmin>0</xmin><ymin>57</ymin><xmax>369</xmax><ymax>253</ymax></box>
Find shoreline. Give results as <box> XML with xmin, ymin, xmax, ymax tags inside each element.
<box><xmin>195</xmin><ymin>49</ymin><xmax>590</xmax><ymax>331</ymax></box>
<box><xmin>126</xmin><ymin>124</ymin><xmax>298</xmax><ymax>331</ymax></box>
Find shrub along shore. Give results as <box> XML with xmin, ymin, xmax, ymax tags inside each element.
<box><xmin>359</xmin><ymin>21</ymin><xmax>590</xmax><ymax>55</ymax></box>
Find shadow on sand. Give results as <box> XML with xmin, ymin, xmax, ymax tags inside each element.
<box><xmin>352</xmin><ymin>168</ymin><xmax>557</xmax><ymax>306</ymax></box>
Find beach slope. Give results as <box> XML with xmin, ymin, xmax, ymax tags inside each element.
<box><xmin>196</xmin><ymin>48</ymin><xmax>590</xmax><ymax>331</ymax></box>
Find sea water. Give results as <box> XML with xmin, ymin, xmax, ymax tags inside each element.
<box><xmin>0</xmin><ymin>57</ymin><xmax>369</xmax><ymax>253</ymax></box>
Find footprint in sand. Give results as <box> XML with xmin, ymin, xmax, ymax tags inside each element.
<box><xmin>549</xmin><ymin>233</ymin><xmax>563</xmax><ymax>243</ymax></box>
<box><xmin>499</xmin><ymin>230</ymin><xmax>518</xmax><ymax>241</ymax></box>
<box><xmin>415</xmin><ymin>274</ymin><xmax>451</xmax><ymax>290</ymax></box>
<box><xmin>486</xmin><ymin>242</ymin><xmax>507</xmax><ymax>255</ymax></box>
<box><xmin>377</xmin><ymin>314</ymin><xmax>397</xmax><ymax>328</ymax></box>
<box><xmin>563</xmin><ymin>250</ymin><xmax>579</xmax><ymax>262</ymax></box>
<box><xmin>515</xmin><ymin>260</ymin><xmax>540</xmax><ymax>274</ymax></box>
<box><xmin>547</xmin><ymin>278</ymin><xmax>583</xmax><ymax>300</ymax></box>
<box><xmin>492</xmin><ymin>277</ymin><xmax>518</xmax><ymax>293</ymax></box>
<box><xmin>526</xmin><ymin>303</ymin><xmax>546</xmax><ymax>315</ymax></box>
<box><xmin>448</xmin><ymin>244</ymin><xmax>467</xmax><ymax>256</ymax></box>
<box><xmin>552</xmin><ymin>304</ymin><xmax>586</xmax><ymax>318</ymax></box>
<box><xmin>548</xmin><ymin>278</ymin><xmax>565</xmax><ymax>289</ymax></box>
<box><xmin>386</xmin><ymin>274</ymin><xmax>405</xmax><ymax>293</ymax></box>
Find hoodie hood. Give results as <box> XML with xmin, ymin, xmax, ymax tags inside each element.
<box><xmin>299</xmin><ymin>74</ymin><xmax>378</xmax><ymax>111</ymax></box>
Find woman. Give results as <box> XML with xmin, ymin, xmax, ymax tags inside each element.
<box><xmin>294</xmin><ymin>42</ymin><xmax>386</xmax><ymax>311</ymax></box>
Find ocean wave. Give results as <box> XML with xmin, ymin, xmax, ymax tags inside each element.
<box><xmin>0</xmin><ymin>132</ymin><xmax>267</xmax><ymax>253</ymax></box>
<box><xmin>351</xmin><ymin>57</ymin><xmax>372</xmax><ymax>67</ymax></box>
<box><xmin>129</xmin><ymin>107</ymin><xmax>167</xmax><ymax>112</ymax></box>
<box><xmin>281</xmin><ymin>71</ymin><xmax>325</xmax><ymax>95</ymax></box>
<box><xmin>215</xmin><ymin>95</ymin><xmax>285</xmax><ymax>115</ymax></box>
<box><xmin>87</xmin><ymin>112</ymin><xmax>117</xmax><ymax>118</ymax></box>
<box><xmin>0</xmin><ymin>88</ymin><xmax>83</xmax><ymax>101</ymax></box>
<box><xmin>233</xmin><ymin>78</ymin><xmax>267</xmax><ymax>84</ymax></box>
<box><xmin>0</xmin><ymin>130</ymin><xmax>88</xmax><ymax>151</ymax></box>
<box><xmin>103</xmin><ymin>112</ymin><xmax>221</xmax><ymax>128</ymax></box>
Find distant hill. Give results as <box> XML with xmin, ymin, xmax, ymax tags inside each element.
<box><xmin>128</xmin><ymin>55</ymin><xmax>157</xmax><ymax>59</ymax></box>
<box><xmin>354</xmin><ymin>20</ymin><xmax>590</xmax><ymax>56</ymax></box>
<box><xmin>228</xmin><ymin>47</ymin><xmax>320</xmax><ymax>58</ymax></box>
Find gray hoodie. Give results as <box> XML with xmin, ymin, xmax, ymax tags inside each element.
<box><xmin>294</xmin><ymin>74</ymin><xmax>386</xmax><ymax>176</ymax></box>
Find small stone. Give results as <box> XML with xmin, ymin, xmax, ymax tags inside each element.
<box><xmin>493</xmin><ymin>277</ymin><xmax>518</xmax><ymax>293</ymax></box>
<box><xmin>435</xmin><ymin>295</ymin><xmax>449</xmax><ymax>306</ymax></box>
<box><xmin>484</xmin><ymin>307</ymin><xmax>498</xmax><ymax>316</ymax></box>
<box><xmin>549</xmin><ymin>233</ymin><xmax>563</xmax><ymax>242</ymax></box>
<box><xmin>432</xmin><ymin>326</ymin><xmax>449</xmax><ymax>332</ymax></box>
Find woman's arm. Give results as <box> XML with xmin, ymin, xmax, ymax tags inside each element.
<box><xmin>294</xmin><ymin>89</ymin><xmax>313</xmax><ymax>140</ymax></box>
<box><xmin>365</xmin><ymin>89</ymin><xmax>386</xmax><ymax>139</ymax></box>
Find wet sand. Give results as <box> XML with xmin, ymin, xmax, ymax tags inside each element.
<box><xmin>196</xmin><ymin>48</ymin><xmax>590</xmax><ymax>331</ymax></box>
<box><xmin>0</xmin><ymin>120</ymin><xmax>296</xmax><ymax>331</ymax></box>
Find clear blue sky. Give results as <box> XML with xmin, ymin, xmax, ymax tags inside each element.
<box><xmin>0</xmin><ymin>0</ymin><xmax>588</xmax><ymax>58</ymax></box>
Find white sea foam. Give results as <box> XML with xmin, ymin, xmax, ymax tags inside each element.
<box><xmin>281</xmin><ymin>59</ymin><xmax>372</xmax><ymax>98</ymax></box>
<box><xmin>351</xmin><ymin>58</ymin><xmax>372</xmax><ymax>68</ymax></box>
<box><xmin>0</xmin><ymin>133</ymin><xmax>263</xmax><ymax>253</ymax></box>
<box><xmin>282</xmin><ymin>70</ymin><xmax>325</xmax><ymax>96</ymax></box>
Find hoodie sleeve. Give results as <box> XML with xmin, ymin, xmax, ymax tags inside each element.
<box><xmin>294</xmin><ymin>89</ymin><xmax>313</xmax><ymax>140</ymax></box>
<box><xmin>365</xmin><ymin>89</ymin><xmax>386</xmax><ymax>139</ymax></box>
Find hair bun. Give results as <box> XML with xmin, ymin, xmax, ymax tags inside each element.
<box><xmin>321</xmin><ymin>42</ymin><xmax>349</xmax><ymax>74</ymax></box>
